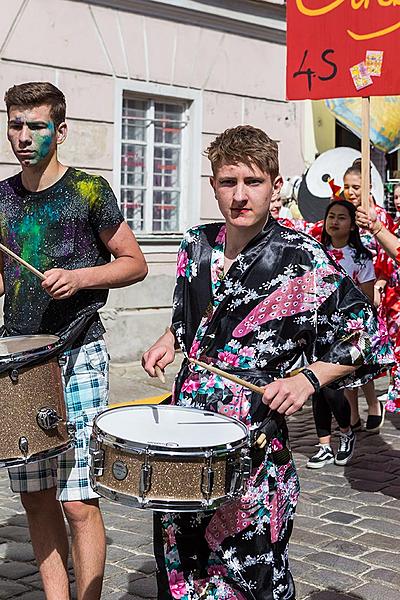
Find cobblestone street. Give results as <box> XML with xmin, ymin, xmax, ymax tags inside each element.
<box><xmin>0</xmin><ymin>362</ymin><xmax>399</xmax><ymax>599</ymax></box>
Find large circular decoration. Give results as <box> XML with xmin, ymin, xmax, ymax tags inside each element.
<box><xmin>298</xmin><ymin>147</ymin><xmax>384</xmax><ymax>223</ymax></box>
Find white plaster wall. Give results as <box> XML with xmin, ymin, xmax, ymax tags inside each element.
<box><xmin>0</xmin><ymin>0</ymin><xmax>305</xmax><ymax>360</ymax></box>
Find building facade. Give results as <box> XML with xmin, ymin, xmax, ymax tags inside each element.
<box><xmin>0</xmin><ymin>0</ymin><xmax>310</xmax><ymax>360</ymax></box>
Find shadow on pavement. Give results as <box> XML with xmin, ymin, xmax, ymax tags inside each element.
<box><xmin>0</xmin><ymin>509</ymin><xmax>80</xmax><ymax>598</ymax></box>
<box><xmin>308</xmin><ymin>591</ymin><xmax>363</xmax><ymax>599</ymax></box>
<box><xmin>344</xmin><ymin>420</ymin><xmax>400</xmax><ymax>499</ymax></box>
<box><xmin>289</xmin><ymin>401</ymin><xmax>400</xmax><ymax>501</ymax></box>
<box><xmin>387</xmin><ymin>411</ymin><xmax>400</xmax><ymax>430</ymax></box>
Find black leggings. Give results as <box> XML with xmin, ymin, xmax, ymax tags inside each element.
<box><xmin>312</xmin><ymin>387</ymin><xmax>351</xmax><ymax>438</ymax></box>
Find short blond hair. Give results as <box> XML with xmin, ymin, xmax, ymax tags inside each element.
<box><xmin>205</xmin><ymin>125</ymin><xmax>279</xmax><ymax>181</ymax></box>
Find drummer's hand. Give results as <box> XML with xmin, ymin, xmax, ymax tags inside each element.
<box><xmin>42</xmin><ymin>268</ymin><xmax>82</xmax><ymax>299</ymax></box>
<box><xmin>262</xmin><ymin>373</ymin><xmax>314</xmax><ymax>416</ymax></box>
<box><xmin>142</xmin><ymin>340</ymin><xmax>175</xmax><ymax>378</ymax></box>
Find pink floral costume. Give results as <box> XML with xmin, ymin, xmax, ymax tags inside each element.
<box><xmin>154</xmin><ymin>220</ymin><xmax>392</xmax><ymax>600</ymax></box>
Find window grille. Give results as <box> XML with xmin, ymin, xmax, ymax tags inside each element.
<box><xmin>120</xmin><ymin>96</ymin><xmax>189</xmax><ymax>234</ymax></box>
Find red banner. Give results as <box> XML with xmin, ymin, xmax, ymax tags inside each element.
<box><xmin>286</xmin><ymin>1</ymin><xmax>400</xmax><ymax>100</ymax></box>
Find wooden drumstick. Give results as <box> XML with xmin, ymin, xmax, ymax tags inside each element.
<box><xmin>0</xmin><ymin>242</ymin><xmax>45</xmax><ymax>281</ymax></box>
<box><xmin>189</xmin><ymin>358</ymin><xmax>265</xmax><ymax>395</ymax></box>
<box><xmin>154</xmin><ymin>365</ymin><xmax>166</xmax><ymax>384</ymax></box>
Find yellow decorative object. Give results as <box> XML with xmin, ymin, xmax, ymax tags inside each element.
<box><xmin>325</xmin><ymin>96</ymin><xmax>400</xmax><ymax>152</ymax></box>
<box><xmin>109</xmin><ymin>393</ymin><xmax>170</xmax><ymax>408</ymax></box>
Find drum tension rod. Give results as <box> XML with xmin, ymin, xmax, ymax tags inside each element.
<box><xmin>230</xmin><ymin>449</ymin><xmax>252</xmax><ymax>496</ymax></box>
<box><xmin>89</xmin><ymin>438</ymin><xmax>105</xmax><ymax>477</ymax></box>
<box><xmin>139</xmin><ymin>449</ymin><xmax>152</xmax><ymax>500</ymax></box>
<box><xmin>9</xmin><ymin>369</ymin><xmax>19</xmax><ymax>384</ymax></box>
<box><xmin>19</xmin><ymin>437</ymin><xmax>29</xmax><ymax>459</ymax></box>
<box><xmin>240</xmin><ymin>449</ymin><xmax>252</xmax><ymax>482</ymax></box>
<box><xmin>201</xmin><ymin>450</ymin><xmax>214</xmax><ymax>500</ymax></box>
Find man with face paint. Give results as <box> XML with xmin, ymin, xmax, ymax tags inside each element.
<box><xmin>0</xmin><ymin>82</ymin><xmax>148</xmax><ymax>600</ymax></box>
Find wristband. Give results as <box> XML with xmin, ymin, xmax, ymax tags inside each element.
<box><xmin>300</xmin><ymin>368</ymin><xmax>321</xmax><ymax>393</ymax></box>
<box><xmin>372</xmin><ymin>222</ymin><xmax>383</xmax><ymax>236</ymax></box>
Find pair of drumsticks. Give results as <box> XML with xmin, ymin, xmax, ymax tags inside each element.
<box><xmin>1</xmin><ymin>241</ymin><xmax>274</xmax><ymax>448</ymax></box>
<box><xmin>1</xmin><ymin>243</ymin><xmax>260</xmax><ymax>402</ymax></box>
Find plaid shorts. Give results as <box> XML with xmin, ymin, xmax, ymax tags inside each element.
<box><xmin>8</xmin><ymin>339</ymin><xmax>109</xmax><ymax>501</ymax></box>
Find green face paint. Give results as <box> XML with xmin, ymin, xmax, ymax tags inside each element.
<box><xmin>8</xmin><ymin>115</ymin><xmax>56</xmax><ymax>166</ymax></box>
<box><xmin>34</xmin><ymin>121</ymin><xmax>55</xmax><ymax>161</ymax></box>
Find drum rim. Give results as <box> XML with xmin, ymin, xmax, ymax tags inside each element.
<box><xmin>0</xmin><ymin>438</ymin><xmax>74</xmax><ymax>468</ymax></box>
<box><xmin>91</xmin><ymin>480</ymin><xmax>238</xmax><ymax>512</ymax></box>
<box><xmin>93</xmin><ymin>405</ymin><xmax>249</xmax><ymax>456</ymax></box>
<box><xmin>0</xmin><ymin>334</ymin><xmax>60</xmax><ymax>359</ymax></box>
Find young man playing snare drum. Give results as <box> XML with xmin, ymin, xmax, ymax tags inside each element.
<box><xmin>0</xmin><ymin>82</ymin><xmax>147</xmax><ymax>600</ymax></box>
<box><xmin>142</xmin><ymin>125</ymin><xmax>391</xmax><ymax>600</ymax></box>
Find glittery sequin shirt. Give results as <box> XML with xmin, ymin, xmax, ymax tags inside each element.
<box><xmin>0</xmin><ymin>167</ymin><xmax>124</xmax><ymax>345</ymax></box>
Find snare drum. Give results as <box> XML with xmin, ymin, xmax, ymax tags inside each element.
<box><xmin>0</xmin><ymin>335</ymin><xmax>75</xmax><ymax>467</ymax></box>
<box><xmin>90</xmin><ymin>405</ymin><xmax>251</xmax><ymax>512</ymax></box>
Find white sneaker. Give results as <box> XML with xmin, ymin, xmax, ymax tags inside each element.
<box><xmin>306</xmin><ymin>444</ymin><xmax>334</xmax><ymax>469</ymax></box>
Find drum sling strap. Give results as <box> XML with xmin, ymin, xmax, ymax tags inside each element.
<box><xmin>0</xmin><ymin>311</ymin><xmax>98</xmax><ymax>376</ymax></box>
<box><xmin>251</xmin><ymin>411</ymin><xmax>291</xmax><ymax>468</ymax></box>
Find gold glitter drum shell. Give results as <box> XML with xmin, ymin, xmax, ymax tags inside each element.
<box><xmin>0</xmin><ymin>335</ymin><xmax>74</xmax><ymax>466</ymax></box>
<box><xmin>90</xmin><ymin>405</ymin><xmax>251</xmax><ymax>512</ymax></box>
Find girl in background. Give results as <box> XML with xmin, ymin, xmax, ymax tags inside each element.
<box><xmin>308</xmin><ymin>160</ymin><xmax>393</xmax><ymax>253</ymax></box>
<box><xmin>342</xmin><ymin>159</ymin><xmax>393</xmax><ymax>260</ymax></box>
<box><xmin>307</xmin><ymin>200</ymin><xmax>376</xmax><ymax>468</ymax></box>
<box><xmin>341</xmin><ymin>160</ymin><xmax>391</xmax><ymax>429</ymax></box>
<box><xmin>269</xmin><ymin>180</ymin><xmax>299</xmax><ymax>224</ymax></box>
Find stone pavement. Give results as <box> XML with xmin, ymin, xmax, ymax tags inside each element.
<box><xmin>0</xmin><ymin>361</ymin><xmax>399</xmax><ymax>599</ymax></box>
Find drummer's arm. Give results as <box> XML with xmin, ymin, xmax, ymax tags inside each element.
<box><xmin>89</xmin><ymin>222</ymin><xmax>148</xmax><ymax>287</ymax></box>
<box><xmin>357</xmin><ymin>206</ymin><xmax>400</xmax><ymax>261</ymax></box>
<box><xmin>262</xmin><ymin>361</ymin><xmax>356</xmax><ymax>416</ymax></box>
<box><xmin>42</xmin><ymin>222</ymin><xmax>148</xmax><ymax>299</ymax></box>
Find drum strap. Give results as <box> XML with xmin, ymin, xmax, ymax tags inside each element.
<box><xmin>0</xmin><ymin>313</ymin><xmax>96</xmax><ymax>375</ymax></box>
<box><xmin>250</xmin><ymin>410</ymin><xmax>290</xmax><ymax>468</ymax></box>
<box><xmin>271</xmin><ymin>446</ymin><xmax>292</xmax><ymax>466</ymax></box>
<box><xmin>251</xmin><ymin>443</ymin><xmax>292</xmax><ymax>469</ymax></box>
<box><xmin>252</xmin><ymin>410</ymin><xmax>284</xmax><ymax>442</ymax></box>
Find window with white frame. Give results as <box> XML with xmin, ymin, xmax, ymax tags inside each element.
<box><xmin>120</xmin><ymin>95</ymin><xmax>190</xmax><ymax>234</ymax></box>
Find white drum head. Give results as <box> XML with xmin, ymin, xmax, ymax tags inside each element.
<box><xmin>0</xmin><ymin>335</ymin><xmax>59</xmax><ymax>357</ymax></box>
<box><xmin>96</xmin><ymin>405</ymin><xmax>247</xmax><ymax>448</ymax></box>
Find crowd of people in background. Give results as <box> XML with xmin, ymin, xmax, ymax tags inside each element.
<box><xmin>270</xmin><ymin>160</ymin><xmax>400</xmax><ymax>469</ymax></box>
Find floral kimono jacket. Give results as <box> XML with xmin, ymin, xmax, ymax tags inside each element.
<box><xmin>154</xmin><ymin>219</ymin><xmax>392</xmax><ymax>600</ymax></box>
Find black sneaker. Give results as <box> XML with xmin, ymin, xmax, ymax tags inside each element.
<box><xmin>366</xmin><ymin>401</ymin><xmax>385</xmax><ymax>433</ymax></box>
<box><xmin>306</xmin><ymin>445</ymin><xmax>334</xmax><ymax>469</ymax></box>
<box><xmin>335</xmin><ymin>430</ymin><xmax>356</xmax><ymax>465</ymax></box>
<box><xmin>351</xmin><ymin>418</ymin><xmax>362</xmax><ymax>432</ymax></box>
